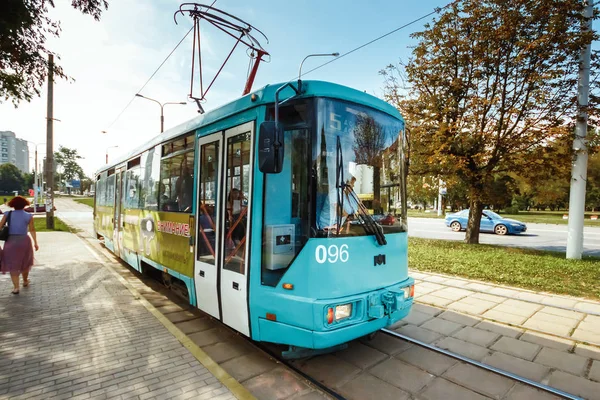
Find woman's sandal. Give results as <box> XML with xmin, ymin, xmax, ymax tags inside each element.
<box><xmin>11</xmin><ymin>290</ymin><xmax>19</xmax><ymax>295</ymax></box>
<box><xmin>23</xmin><ymin>280</ymin><xmax>30</xmax><ymax>287</ymax></box>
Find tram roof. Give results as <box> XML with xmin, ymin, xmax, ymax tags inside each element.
<box><xmin>96</xmin><ymin>80</ymin><xmax>403</xmax><ymax>175</ymax></box>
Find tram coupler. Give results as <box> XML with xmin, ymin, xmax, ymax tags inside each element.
<box><xmin>281</xmin><ymin>344</ymin><xmax>348</xmax><ymax>360</ymax></box>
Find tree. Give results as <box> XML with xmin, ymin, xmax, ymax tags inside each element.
<box><xmin>54</xmin><ymin>146</ymin><xmax>85</xmax><ymax>183</ymax></box>
<box><xmin>80</xmin><ymin>177</ymin><xmax>93</xmax><ymax>193</ymax></box>
<box><xmin>407</xmin><ymin>175</ymin><xmax>438</xmax><ymax>209</ymax></box>
<box><xmin>22</xmin><ymin>170</ymin><xmax>34</xmax><ymax>193</ymax></box>
<box><xmin>1</xmin><ymin>0</ymin><xmax>108</xmax><ymax>105</ymax></box>
<box><xmin>0</xmin><ymin>163</ymin><xmax>25</xmax><ymax>194</ymax></box>
<box><xmin>587</xmin><ymin>152</ymin><xmax>600</xmax><ymax>211</ymax></box>
<box><xmin>382</xmin><ymin>0</ymin><xmax>598</xmax><ymax>243</ymax></box>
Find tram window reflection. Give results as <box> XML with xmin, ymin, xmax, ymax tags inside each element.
<box><xmin>197</xmin><ymin>141</ymin><xmax>219</xmax><ymax>265</ymax></box>
<box><xmin>159</xmin><ymin>152</ymin><xmax>194</xmax><ymax>213</ymax></box>
<box><xmin>142</xmin><ymin>147</ymin><xmax>161</xmax><ymax>211</ymax></box>
<box><xmin>222</xmin><ymin>133</ymin><xmax>252</xmax><ymax>275</ymax></box>
<box><xmin>261</xmin><ymin>128</ymin><xmax>310</xmax><ymax>287</ymax></box>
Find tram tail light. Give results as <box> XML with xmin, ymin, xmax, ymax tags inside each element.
<box><xmin>327</xmin><ymin>308</ymin><xmax>334</xmax><ymax>324</ymax></box>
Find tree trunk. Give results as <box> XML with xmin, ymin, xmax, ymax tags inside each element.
<box><xmin>373</xmin><ymin>166</ymin><xmax>381</xmax><ymax>213</ymax></box>
<box><xmin>465</xmin><ymin>198</ymin><xmax>484</xmax><ymax>244</ymax></box>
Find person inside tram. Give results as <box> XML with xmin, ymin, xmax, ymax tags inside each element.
<box><xmin>318</xmin><ymin>176</ymin><xmax>358</xmax><ymax>233</ymax></box>
<box><xmin>227</xmin><ymin>188</ymin><xmax>247</xmax><ymax>247</ymax></box>
<box><xmin>176</xmin><ymin>163</ymin><xmax>194</xmax><ymax>212</ymax></box>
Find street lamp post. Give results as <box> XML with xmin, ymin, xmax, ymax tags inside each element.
<box><xmin>106</xmin><ymin>145</ymin><xmax>119</xmax><ymax>165</ymax></box>
<box><xmin>298</xmin><ymin>53</ymin><xmax>339</xmax><ymax>92</ymax></box>
<box><xmin>135</xmin><ymin>94</ymin><xmax>186</xmax><ymax>133</ymax></box>
<box><xmin>25</xmin><ymin>141</ymin><xmax>45</xmax><ymax>213</ymax></box>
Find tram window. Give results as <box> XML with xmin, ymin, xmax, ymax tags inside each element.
<box><xmin>261</xmin><ymin>129</ymin><xmax>310</xmax><ymax>287</ymax></box>
<box><xmin>223</xmin><ymin>132</ymin><xmax>252</xmax><ymax>275</ymax></box>
<box><xmin>159</xmin><ymin>151</ymin><xmax>194</xmax><ymax>212</ymax></box>
<box><xmin>162</xmin><ymin>134</ymin><xmax>193</xmax><ymax>157</ymax></box>
<box><xmin>124</xmin><ymin>166</ymin><xmax>141</xmax><ymax>209</ymax></box>
<box><xmin>197</xmin><ymin>140</ymin><xmax>219</xmax><ymax>265</ymax></box>
<box><xmin>141</xmin><ymin>147</ymin><xmax>160</xmax><ymax>210</ymax></box>
<box><xmin>96</xmin><ymin>172</ymin><xmax>107</xmax><ymax>206</ymax></box>
<box><xmin>105</xmin><ymin>174</ymin><xmax>116</xmax><ymax>207</ymax></box>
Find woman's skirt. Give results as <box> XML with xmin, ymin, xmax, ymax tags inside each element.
<box><xmin>1</xmin><ymin>235</ymin><xmax>34</xmax><ymax>274</ymax></box>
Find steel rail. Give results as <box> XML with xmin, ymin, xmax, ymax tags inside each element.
<box><xmin>381</xmin><ymin>329</ymin><xmax>583</xmax><ymax>400</ymax></box>
<box><xmin>253</xmin><ymin>343</ymin><xmax>348</xmax><ymax>400</ymax></box>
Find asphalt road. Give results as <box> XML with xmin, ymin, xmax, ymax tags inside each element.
<box><xmin>10</xmin><ymin>199</ymin><xmax>599</xmax><ymax>257</ymax></box>
<box><xmin>408</xmin><ymin>217</ymin><xmax>600</xmax><ymax>256</ymax></box>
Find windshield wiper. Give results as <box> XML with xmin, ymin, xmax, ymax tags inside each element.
<box><xmin>335</xmin><ymin>136</ymin><xmax>387</xmax><ymax>246</ymax></box>
<box><xmin>345</xmin><ymin>185</ymin><xmax>387</xmax><ymax>246</ymax></box>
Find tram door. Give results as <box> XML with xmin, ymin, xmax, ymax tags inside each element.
<box><xmin>220</xmin><ymin>123</ymin><xmax>253</xmax><ymax>336</ymax></box>
<box><xmin>114</xmin><ymin>167</ymin><xmax>126</xmax><ymax>258</ymax></box>
<box><xmin>194</xmin><ymin>135</ymin><xmax>222</xmax><ymax>319</ymax></box>
<box><xmin>193</xmin><ymin>122</ymin><xmax>253</xmax><ymax>335</ymax></box>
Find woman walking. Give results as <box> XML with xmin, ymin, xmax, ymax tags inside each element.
<box><xmin>0</xmin><ymin>196</ymin><xmax>39</xmax><ymax>294</ymax></box>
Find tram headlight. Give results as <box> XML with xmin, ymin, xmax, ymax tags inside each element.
<box><xmin>401</xmin><ymin>285</ymin><xmax>415</xmax><ymax>299</ymax></box>
<box><xmin>335</xmin><ymin>304</ymin><xmax>352</xmax><ymax>321</ymax></box>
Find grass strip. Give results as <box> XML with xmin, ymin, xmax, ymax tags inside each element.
<box><xmin>33</xmin><ymin>217</ymin><xmax>76</xmax><ymax>233</ymax></box>
<box><xmin>73</xmin><ymin>197</ymin><xmax>94</xmax><ymax>208</ymax></box>
<box><xmin>409</xmin><ymin>237</ymin><xmax>600</xmax><ymax>300</ymax></box>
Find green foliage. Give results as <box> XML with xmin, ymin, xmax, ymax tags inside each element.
<box><xmin>383</xmin><ymin>0</ymin><xmax>599</xmax><ymax>243</ymax></box>
<box><xmin>33</xmin><ymin>217</ymin><xmax>73</xmax><ymax>232</ymax></box>
<box><xmin>54</xmin><ymin>146</ymin><xmax>85</xmax><ymax>187</ymax></box>
<box><xmin>587</xmin><ymin>152</ymin><xmax>600</xmax><ymax>211</ymax></box>
<box><xmin>0</xmin><ymin>0</ymin><xmax>108</xmax><ymax>105</ymax></box>
<box><xmin>74</xmin><ymin>197</ymin><xmax>94</xmax><ymax>208</ymax></box>
<box><xmin>407</xmin><ymin>175</ymin><xmax>438</xmax><ymax>208</ymax></box>
<box><xmin>0</xmin><ymin>163</ymin><xmax>25</xmax><ymax>193</ymax></box>
<box><xmin>410</xmin><ymin>237</ymin><xmax>600</xmax><ymax>299</ymax></box>
<box><xmin>22</xmin><ymin>170</ymin><xmax>34</xmax><ymax>193</ymax></box>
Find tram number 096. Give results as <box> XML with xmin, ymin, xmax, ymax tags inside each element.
<box><xmin>315</xmin><ymin>244</ymin><xmax>349</xmax><ymax>264</ymax></box>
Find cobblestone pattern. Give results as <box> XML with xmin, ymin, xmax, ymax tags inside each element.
<box><xmin>19</xmin><ymin>199</ymin><xmax>592</xmax><ymax>400</ymax></box>
<box><xmin>394</xmin><ymin>271</ymin><xmax>600</xmax><ymax>400</ymax></box>
<box><xmin>0</xmin><ymin>232</ymin><xmax>234</xmax><ymax>400</ymax></box>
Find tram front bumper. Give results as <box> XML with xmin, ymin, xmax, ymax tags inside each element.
<box><xmin>257</xmin><ymin>279</ymin><xmax>415</xmax><ymax>349</ymax></box>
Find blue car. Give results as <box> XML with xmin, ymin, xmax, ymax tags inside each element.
<box><xmin>445</xmin><ymin>209</ymin><xmax>527</xmax><ymax>235</ymax></box>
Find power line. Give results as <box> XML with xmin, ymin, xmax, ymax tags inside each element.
<box><xmin>105</xmin><ymin>26</ymin><xmax>193</xmax><ymax>130</ymax></box>
<box><xmin>105</xmin><ymin>0</ymin><xmax>219</xmax><ymax>130</ymax></box>
<box><xmin>297</xmin><ymin>0</ymin><xmax>459</xmax><ymax>80</ymax></box>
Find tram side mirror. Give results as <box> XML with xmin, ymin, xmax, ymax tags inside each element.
<box><xmin>258</xmin><ymin>121</ymin><xmax>284</xmax><ymax>174</ymax></box>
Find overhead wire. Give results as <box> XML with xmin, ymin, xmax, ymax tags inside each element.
<box><xmin>106</xmin><ymin>0</ymin><xmax>452</xmax><ymax>129</ymax></box>
<box><xmin>296</xmin><ymin>0</ymin><xmax>459</xmax><ymax>81</ymax></box>
<box><xmin>105</xmin><ymin>0</ymin><xmax>218</xmax><ymax>130</ymax></box>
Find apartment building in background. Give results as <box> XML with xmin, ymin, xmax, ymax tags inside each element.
<box><xmin>0</xmin><ymin>131</ymin><xmax>29</xmax><ymax>173</ymax></box>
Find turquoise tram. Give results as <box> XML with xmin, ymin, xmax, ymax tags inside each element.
<box><xmin>94</xmin><ymin>80</ymin><xmax>414</xmax><ymax>355</ymax></box>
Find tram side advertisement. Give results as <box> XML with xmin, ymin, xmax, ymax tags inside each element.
<box><xmin>97</xmin><ymin>207</ymin><xmax>194</xmax><ymax>277</ymax></box>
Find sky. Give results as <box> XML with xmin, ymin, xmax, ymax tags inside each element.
<box><xmin>0</xmin><ymin>0</ymin><xmax>449</xmax><ymax>176</ymax></box>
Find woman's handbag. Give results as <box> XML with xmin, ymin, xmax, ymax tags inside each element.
<box><xmin>0</xmin><ymin>211</ymin><xmax>12</xmax><ymax>241</ymax></box>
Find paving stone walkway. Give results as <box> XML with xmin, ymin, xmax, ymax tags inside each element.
<box><xmin>0</xmin><ymin>232</ymin><xmax>236</xmax><ymax>400</ymax></box>
<box><xmin>390</xmin><ymin>269</ymin><xmax>600</xmax><ymax>400</ymax></box>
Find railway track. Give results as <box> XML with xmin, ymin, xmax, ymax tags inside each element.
<box><xmin>76</xmin><ymin>228</ymin><xmax>582</xmax><ymax>400</ymax></box>
<box><xmin>380</xmin><ymin>329</ymin><xmax>583</xmax><ymax>400</ymax></box>
<box><xmin>109</xmin><ymin>250</ymin><xmax>583</xmax><ymax>400</ymax></box>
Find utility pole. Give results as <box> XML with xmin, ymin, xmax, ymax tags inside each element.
<box><xmin>45</xmin><ymin>54</ymin><xmax>55</xmax><ymax>229</ymax></box>
<box><xmin>567</xmin><ymin>0</ymin><xmax>593</xmax><ymax>259</ymax></box>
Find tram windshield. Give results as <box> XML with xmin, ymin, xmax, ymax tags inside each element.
<box><xmin>260</xmin><ymin>98</ymin><xmax>406</xmax><ymax>286</ymax></box>
<box><xmin>314</xmin><ymin>98</ymin><xmax>407</xmax><ymax>239</ymax></box>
